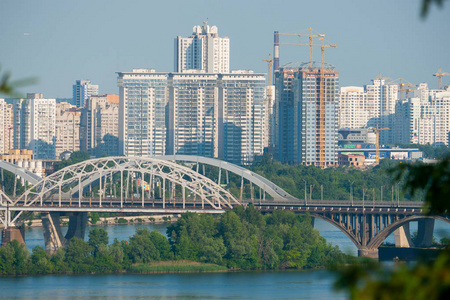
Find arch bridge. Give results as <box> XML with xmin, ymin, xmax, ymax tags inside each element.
<box><xmin>0</xmin><ymin>156</ymin><xmax>448</xmax><ymax>258</ymax></box>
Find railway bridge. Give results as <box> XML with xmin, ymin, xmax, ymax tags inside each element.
<box><xmin>0</xmin><ymin>156</ymin><xmax>448</xmax><ymax>258</ymax></box>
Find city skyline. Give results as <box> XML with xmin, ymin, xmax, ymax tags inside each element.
<box><xmin>1</xmin><ymin>0</ymin><xmax>449</xmax><ymax>98</ymax></box>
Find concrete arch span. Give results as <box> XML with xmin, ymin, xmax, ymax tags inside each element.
<box><xmin>367</xmin><ymin>215</ymin><xmax>450</xmax><ymax>250</ymax></box>
<box><xmin>14</xmin><ymin>156</ymin><xmax>240</xmax><ymax>210</ymax></box>
<box><xmin>156</xmin><ymin>155</ymin><xmax>297</xmax><ymax>201</ymax></box>
<box><xmin>310</xmin><ymin>212</ymin><xmax>450</xmax><ymax>257</ymax></box>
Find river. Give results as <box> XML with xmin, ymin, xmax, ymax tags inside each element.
<box><xmin>4</xmin><ymin>218</ymin><xmax>448</xmax><ymax>299</ymax></box>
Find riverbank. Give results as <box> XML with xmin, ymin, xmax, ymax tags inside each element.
<box><xmin>25</xmin><ymin>214</ymin><xmax>179</xmax><ymax>228</ymax></box>
<box><xmin>128</xmin><ymin>260</ymin><xmax>229</xmax><ymax>273</ymax></box>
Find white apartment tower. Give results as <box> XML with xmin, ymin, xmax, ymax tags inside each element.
<box><xmin>73</xmin><ymin>80</ymin><xmax>99</xmax><ymax>108</ymax></box>
<box><xmin>166</xmin><ymin>71</ymin><xmax>266</xmax><ymax>165</ymax></box>
<box><xmin>394</xmin><ymin>84</ymin><xmax>450</xmax><ymax>145</ymax></box>
<box><xmin>339</xmin><ymin>87</ymin><xmax>369</xmax><ymax>129</ymax></box>
<box><xmin>167</xmin><ymin>72</ymin><xmax>219</xmax><ymax>158</ymax></box>
<box><xmin>174</xmin><ymin>22</ymin><xmax>230</xmax><ymax>73</ymax></box>
<box><xmin>117</xmin><ymin>69</ymin><xmax>167</xmax><ymax>157</ymax></box>
<box><xmin>55</xmin><ymin>102</ymin><xmax>81</xmax><ymax>158</ymax></box>
<box><xmin>80</xmin><ymin>94</ymin><xmax>119</xmax><ymax>157</ymax></box>
<box><xmin>13</xmin><ymin>93</ymin><xmax>56</xmax><ymax>159</ymax></box>
<box><xmin>365</xmin><ymin>78</ymin><xmax>398</xmax><ymax>144</ymax></box>
<box><xmin>218</xmin><ymin>71</ymin><xmax>266</xmax><ymax>165</ymax></box>
<box><xmin>0</xmin><ymin>99</ymin><xmax>14</xmax><ymax>154</ymax></box>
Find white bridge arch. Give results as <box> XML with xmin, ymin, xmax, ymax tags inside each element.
<box><xmin>13</xmin><ymin>156</ymin><xmax>240</xmax><ymax>210</ymax></box>
<box><xmin>156</xmin><ymin>155</ymin><xmax>296</xmax><ymax>201</ymax></box>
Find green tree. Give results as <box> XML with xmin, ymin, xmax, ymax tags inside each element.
<box><xmin>335</xmin><ymin>158</ymin><xmax>450</xmax><ymax>299</ymax></box>
<box><xmin>65</xmin><ymin>237</ymin><xmax>92</xmax><ymax>273</ymax></box>
<box><xmin>88</xmin><ymin>228</ymin><xmax>109</xmax><ymax>256</ymax></box>
<box><xmin>126</xmin><ymin>228</ymin><xmax>160</xmax><ymax>263</ymax></box>
<box><xmin>30</xmin><ymin>245</ymin><xmax>53</xmax><ymax>274</ymax></box>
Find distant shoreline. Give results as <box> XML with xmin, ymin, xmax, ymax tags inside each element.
<box><xmin>25</xmin><ymin>214</ymin><xmax>179</xmax><ymax>228</ymax></box>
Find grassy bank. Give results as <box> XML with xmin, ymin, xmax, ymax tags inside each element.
<box><xmin>128</xmin><ymin>260</ymin><xmax>229</xmax><ymax>273</ymax></box>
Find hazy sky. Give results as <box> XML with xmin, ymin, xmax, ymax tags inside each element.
<box><xmin>1</xmin><ymin>0</ymin><xmax>449</xmax><ymax>98</ymax></box>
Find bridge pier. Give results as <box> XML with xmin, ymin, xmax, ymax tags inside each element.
<box><xmin>358</xmin><ymin>247</ymin><xmax>379</xmax><ymax>259</ymax></box>
<box><xmin>394</xmin><ymin>223</ymin><xmax>413</xmax><ymax>248</ymax></box>
<box><xmin>42</xmin><ymin>212</ymin><xmax>88</xmax><ymax>253</ymax></box>
<box><xmin>1</xmin><ymin>227</ymin><xmax>25</xmax><ymax>246</ymax></box>
<box><xmin>415</xmin><ymin>219</ymin><xmax>435</xmax><ymax>247</ymax></box>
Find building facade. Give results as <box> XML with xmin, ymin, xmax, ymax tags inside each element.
<box><xmin>218</xmin><ymin>71</ymin><xmax>266</xmax><ymax>165</ymax></box>
<box><xmin>80</xmin><ymin>94</ymin><xmax>119</xmax><ymax>157</ymax></box>
<box><xmin>13</xmin><ymin>93</ymin><xmax>56</xmax><ymax>159</ymax></box>
<box><xmin>174</xmin><ymin>22</ymin><xmax>230</xmax><ymax>73</ymax></box>
<box><xmin>73</xmin><ymin>80</ymin><xmax>99</xmax><ymax>108</ymax></box>
<box><xmin>0</xmin><ymin>99</ymin><xmax>14</xmax><ymax>154</ymax></box>
<box><xmin>274</xmin><ymin>62</ymin><xmax>339</xmax><ymax>168</ymax></box>
<box><xmin>167</xmin><ymin>72</ymin><xmax>218</xmax><ymax>158</ymax></box>
<box><xmin>365</xmin><ymin>78</ymin><xmax>398</xmax><ymax>144</ymax></box>
<box><xmin>55</xmin><ymin>102</ymin><xmax>81</xmax><ymax>158</ymax></box>
<box><xmin>339</xmin><ymin>86</ymin><xmax>369</xmax><ymax>129</ymax></box>
<box><xmin>118</xmin><ymin>69</ymin><xmax>167</xmax><ymax>157</ymax></box>
<box><xmin>395</xmin><ymin>84</ymin><xmax>450</xmax><ymax>146</ymax></box>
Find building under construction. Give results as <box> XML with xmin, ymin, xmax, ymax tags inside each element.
<box><xmin>274</xmin><ymin>62</ymin><xmax>339</xmax><ymax>167</ymax></box>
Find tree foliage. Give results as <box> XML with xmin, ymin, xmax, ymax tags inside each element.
<box><xmin>335</xmin><ymin>157</ymin><xmax>450</xmax><ymax>299</ymax></box>
<box><xmin>0</xmin><ymin>208</ymin><xmax>348</xmax><ymax>276</ymax></box>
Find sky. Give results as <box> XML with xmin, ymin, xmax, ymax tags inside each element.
<box><xmin>1</xmin><ymin>0</ymin><xmax>449</xmax><ymax>98</ymax></box>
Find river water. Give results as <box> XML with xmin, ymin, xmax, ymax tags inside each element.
<box><xmin>3</xmin><ymin>218</ymin><xmax>449</xmax><ymax>299</ymax></box>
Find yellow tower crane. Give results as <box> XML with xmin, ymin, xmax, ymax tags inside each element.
<box><xmin>275</xmin><ymin>28</ymin><xmax>324</xmax><ymax>68</ymax></box>
<box><xmin>263</xmin><ymin>54</ymin><xmax>274</xmax><ymax>151</ymax></box>
<box><xmin>389</xmin><ymin>78</ymin><xmax>417</xmax><ymax>99</ymax></box>
<box><xmin>433</xmin><ymin>68</ymin><xmax>450</xmax><ymax>90</ymax></box>
<box><xmin>373</xmin><ymin>123</ymin><xmax>389</xmax><ymax>164</ymax></box>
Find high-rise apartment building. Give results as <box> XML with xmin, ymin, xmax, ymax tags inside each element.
<box><xmin>339</xmin><ymin>87</ymin><xmax>369</xmax><ymax>129</ymax></box>
<box><xmin>274</xmin><ymin>62</ymin><xmax>339</xmax><ymax>167</ymax></box>
<box><xmin>55</xmin><ymin>102</ymin><xmax>80</xmax><ymax>158</ymax></box>
<box><xmin>365</xmin><ymin>78</ymin><xmax>398</xmax><ymax>144</ymax></box>
<box><xmin>80</xmin><ymin>94</ymin><xmax>119</xmax><ymax>157</ymax></box>
<box><xmin>166</xmin><ymin>71</ymin><xmax>266</xmax><ymax>165</ymax></box>
<box><xmin>395</xmin><ymin>84</ymin><xmax>450</xmax><ymax>145</ymax></box>
<box><xmin>117</xmin><ymin>69</ymin><xmax>167</xmax><ymax>157</ymax></box>
<box><xmin>167</xmin><ymin>72</ymin><xmax>218</xmax><ymax>158</ymax></box>
<box><xmin>0</xmin><ymin>99</ymin><xmax>14</xmax><ymax>154</ymax></box>
<box><xmin>73</xmin><ymin>80</ymin><xmax>99</xmax><ymax>108</ymax></box>
<box><xmin>174</xmin><ymin>22</ymin><xmax>230</xmax><ymax>73</ymax></box>
<box><xmin>218</xmin><ymin>71</ymin><xmax>266</xmax><ymax>165</ymax></box>
<box><xmin>13</xmin><ymin>93</ymin><xmax>56</xmax><ymax>159</ymax></box>
<box><xmin>273</xmin><ymin>66</ymin><xmax>296</xmax><ymax>163</ymax></box>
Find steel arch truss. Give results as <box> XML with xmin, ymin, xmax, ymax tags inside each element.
<box><xmin>156</xmin><ymin>155</ymin><xmax>297</xmax><ymax>201</ymax></box>
<box><xmin>14</xmin><ymin>156</ymin><xmax>240</xmax><ymax>209</ymax></box>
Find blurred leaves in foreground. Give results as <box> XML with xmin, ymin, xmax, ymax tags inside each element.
<box><xmin>335</xmin><ymin>158</ymin><xmax>450</xmax><ymax>299</ymax></box>
<box><xmin>0</xmin><ymin>66</ymin><xmax>38</xmax><ymax>98</ymax></box>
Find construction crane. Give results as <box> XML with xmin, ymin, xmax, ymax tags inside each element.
<box><xmin>433</xmin><ymin>68</ymin><xmax>450</xmax><ymax>90</ymax></box>
<box><xmin>263</xmin><ymin>54</ymin><xmax>274</xmax><ymax>152</ymax></box>
<box><xmin>273</xmin><ymin>30</ymin><xmax>336</xmax><ymax>168</ymax></box>
<box><xmin>373</xmin><ymin>122</ymin><xmax>389</xmax><ymax>164</ymax></box>
<box><xmin>274</xmin><ymin>28</ymin><xmax>324</xmax><ymax>68</ymax></box>
<box><xmin>318</xmin><ymin>38</ymin><xmax>337</xmax><ymax>168</ymax></box>
<box><xmin>389</xmin><ymin>78</ymin><xmax>417</xmax><ymax>99</ymax></box>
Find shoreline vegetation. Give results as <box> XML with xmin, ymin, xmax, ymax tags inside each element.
<box><xmin>25</xmin><ymin>214</ymin><xmax>179</xmax><ymax>228</ymax></box>
<box><xmin>0</xmin><ymin>206</ymin><xmax>351</xmax><ymax>277</ymax></box>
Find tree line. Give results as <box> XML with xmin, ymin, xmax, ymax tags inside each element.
<box><xmin>0</xmin><ymin>206</ymin><xmax>348</xmax><ymax>276</ymax></box>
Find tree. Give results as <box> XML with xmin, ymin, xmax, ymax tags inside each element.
<box><xmin>65</xmin><ymin>237</ymin><xmax>92</xmax><ymax>273</ymax></box>
<box><xmin>335</xmin><ymin>158</ymin><xmax>450</xmax><ymax>299</ymax></box>
<box><xmin>88</xmin><ymin>228</ymin><xmax>109</xmax><ymax>256</ymax></box>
